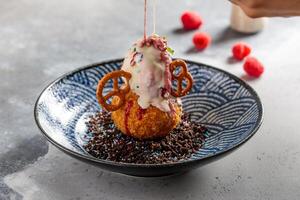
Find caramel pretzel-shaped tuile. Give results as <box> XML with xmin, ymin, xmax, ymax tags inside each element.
<box><xmin>96</xmin><ymin>70</ymin><xmax>132</xmax><ymax>111</ymax></box>
<box><xmin>170</xmin><ymin>60</ymin><xmax>193</xmax><ymax>97</ymax></box>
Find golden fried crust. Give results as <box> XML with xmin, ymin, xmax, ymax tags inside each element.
<box><xmin>111</xmin><ymin>91</ymin><xmax>182</xmax><ymax>140</ymax></box>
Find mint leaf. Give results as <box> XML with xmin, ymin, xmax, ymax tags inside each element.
<box><xmin>167</xmin><ymin>47</ymin><xmax>175</xmax><ymax>55</ymax></box>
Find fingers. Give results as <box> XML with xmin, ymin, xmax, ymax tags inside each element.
<box><xmin>238</xmin><ymin>3</ymin><xmax>265</xmax><ymax>18</ymax></box>
<box><xmin>230</xmin><ymin>0</ymin><xmax>300</xmax><ymax>17</ymax></box>
<box><xmin>229</xmin><ymin>0</ymin><xmax>267</xmax><ymax>18</ymax></box>
<box><xmin>228</xmin><ymin>0</ymin><xmax>240</xmax><ymax>5</ymax></box>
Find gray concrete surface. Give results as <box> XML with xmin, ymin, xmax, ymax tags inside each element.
<box><xmin>1</xmin><ymin>0</ymin><xmax>300</xmax><ymax>199</ymax></box>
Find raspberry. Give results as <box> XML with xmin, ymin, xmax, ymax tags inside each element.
<box><xmin>232</xmin><ymin>42</ymin><xmax>252</xmax><ymax>60</ymax></box>
<box><xmin>181</xmin><ymin>11</ymin><xmax>203</xmax><ymax>30</ymax></box>
<box><xmin>243</xmin><ymin>57</ymin><xmax>264</xmax><ymax>77</ymax></box>
<box><xmin>193</xmin><ymin>32</ymin><xmax>211</xmax><ymax>50</ymax></box>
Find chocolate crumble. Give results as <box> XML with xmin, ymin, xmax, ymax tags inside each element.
<box><xmin>84</xmin><ymin>111</ymin><xmax>207</xmax><ymax>164</ymax></box>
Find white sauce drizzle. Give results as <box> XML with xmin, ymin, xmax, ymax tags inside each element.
<box><xmin>121</xmin><ymin>37</ymin><xmax>171</xmax><ymax>112</ymax></box>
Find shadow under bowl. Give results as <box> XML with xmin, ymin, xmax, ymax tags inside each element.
<box><xmin>34</xmin><ymin>59</ymin><xmax>263</xmax><ymax>177</ymax></box>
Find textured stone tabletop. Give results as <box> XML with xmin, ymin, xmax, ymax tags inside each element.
<box><xmin>1</xmin><ymin>0</ymin><xmax>300</xmax><ymax>199</ymax></box>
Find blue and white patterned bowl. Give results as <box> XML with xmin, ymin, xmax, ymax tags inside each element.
<box><xmin>34</xmin><ymin>59</ymin><xmax>263</xmax><ymax>177</ymax></box>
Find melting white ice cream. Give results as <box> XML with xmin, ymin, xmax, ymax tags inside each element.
<box><xmin>121</xmin><ymin>35</ymin><xmax>173</xmax><ymax>112</ymax></box>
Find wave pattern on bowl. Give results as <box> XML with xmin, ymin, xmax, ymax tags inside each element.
<box><xmin>35</xmin><ymin>59</ymin><xmax>262</xmax><ymax>162</ymax></box>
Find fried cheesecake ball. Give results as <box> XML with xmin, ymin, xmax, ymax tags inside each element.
<box><xmin>111</xmin><ymin>91</ymin><xmax>182</xmax><ymax>140</ymax></box>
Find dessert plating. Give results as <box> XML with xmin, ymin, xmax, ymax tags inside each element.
<box><xmin>96</xmin><ymin>35</ymin><xmax>193</xmax><ymax>139</ymax></box>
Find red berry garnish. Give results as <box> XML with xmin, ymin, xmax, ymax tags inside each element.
<box><xmin>193</xmin><ymin>32</ymin><xmax>211</xmax><ymax>50</ymax></box>
<box><xmin>181</xmin><ymin>11</ymin><xmax>203</xmax><ymax>30</ymax></box>
<box><xmin>243</xmin><ymin>57</ymin><xmax>264</xmax><ymax>77</ymax></box>
<box><xmin>232</xmin><ymin>42</ymin><xmax>252</xmax><ymax>60</ymax></box>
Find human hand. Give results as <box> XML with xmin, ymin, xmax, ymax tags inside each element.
<box><xmin>230</xmin><ymin>0</ymin><xmax>300</xmax><ymax>18</ymax></box>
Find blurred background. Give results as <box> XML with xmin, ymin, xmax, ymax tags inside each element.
<box><xmin>1</xmin><ymin>0</ymin><xmax>300</xmax><ymax>200</ymax></box>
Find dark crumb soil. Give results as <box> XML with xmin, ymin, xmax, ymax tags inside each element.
<box><xmin>84</xmin><ymin>111</ymin><xmax>207</xmax><ymax>164</ymax></box>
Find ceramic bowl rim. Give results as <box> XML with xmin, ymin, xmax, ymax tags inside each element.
<box><xmin>34</xmin><ymin>58</ymin><xmax>264</xmax><ymax>168</ymax></box>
